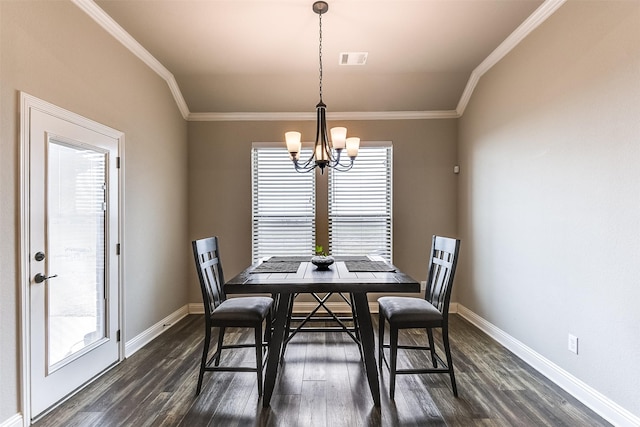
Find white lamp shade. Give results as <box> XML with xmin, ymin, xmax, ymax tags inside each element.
<box><xmin>285</xmin><ymin>131</ymin><xmax>302</xmax><ymax>153</ymax></box>
<box><xmin>330</xmin><ymin>127</ymin><xmax>347</xmax><ymax>150</ymax></box>
<box><xmin>315</xmin><ymin>142</ymin><xmax>329</xmax><ymax>161</ymax></box>
<box><xmin>346</xmin><ymin>137</ymin><xmax>360</xmax><ymax>157</ymax></box>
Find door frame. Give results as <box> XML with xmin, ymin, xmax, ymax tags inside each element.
<box><xmin>19</xmin><ymin>92</ymin><xmax>126</xmax><ymax>423</ymax></box>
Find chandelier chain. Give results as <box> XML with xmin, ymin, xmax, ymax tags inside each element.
<box><xmin>318</xmin><ymin>11</ymin><xmax>323</xmax><ymax>102</ymax></box>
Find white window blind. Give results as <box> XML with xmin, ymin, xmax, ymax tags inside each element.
<box><xmin>252</xmin><ymin>146</ymin><xmax>315</xmax><ymax>262</ymax></box>
<box><xmin>329</xmin><ymin>145</ymin><xmax>392</xmax><ymax>262</ymax></box>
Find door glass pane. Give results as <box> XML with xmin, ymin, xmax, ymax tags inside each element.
<box><xmin>48</xmin><ymin>140</ymin><xmax>107</xmax><ymax>368</ymax></box>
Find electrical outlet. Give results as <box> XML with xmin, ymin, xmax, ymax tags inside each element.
<box><xmin>568</xmin><ymin>334</ymin><xmax>578</xmax><ymax>354</ymax></box>
<box><xmin>420</xmin><ymin>281</ymin><xmax>426</xmax><ymax>291</ymax></box>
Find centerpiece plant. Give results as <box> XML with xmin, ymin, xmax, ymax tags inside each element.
<box><xmin>312</xmin><ymin>245</ymin><xmax>334</xmax><ymax>270</ymax></box>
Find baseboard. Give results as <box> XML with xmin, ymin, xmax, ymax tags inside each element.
<box><xmin>189</xmin><ymin>301</ymin><xmax>380</xmax><ymax>315</ymax></box>
<box><xmin>124</xmin><ymin>305</ymin><xmax>189</xmax><ymax>358</ymax></box>
<box><xmin>188</xmin><ymin>302</ymin><xmax>204</xmax><ymax>314</ymax></box>
<box><xmin>289</xmin><ymin>301</ymin><xmax>379</xmax><ymax>314</ymax></box>
<box><xmin>188</xmin><ymin>301</ymin><xmax>458</xmax><ymax>316</ymax></box>
<box><xmin>0</xmin><ymin>414</ymin><xmax>22</xmax><ymax>427</ymax></box>
<box><xmin>456</xmin><ymin>304</ymin><xmax>640</xmax><ymax>427</ymax></box>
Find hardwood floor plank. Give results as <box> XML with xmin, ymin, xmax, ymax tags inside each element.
<box><xmin>298</xmin><ymin>380</ymin><xmax>327</xmax><ymax>427</ymax></box>
<box><xmin>32</xmin><ymin>314</ymin><xmax>611</xmax><ymax>427</ymax></box>
<box><xmin>274</xmin><ymin>337</ymin><xmax>307</xmax><ymax>395</ymax></box>
<box><xmin>324</xmin><ymin>332</ymin><xmax>361</xmax><ymax>427</ymax></box>
<box><xmin>302</xmin><ymin>331</ymin><xmax>328</xmax><ymax>381</ymax></box>
<box><xmin>262</xmin><ymin>394</ymin><xmax>301</xmax><ymax>427</ymax></box>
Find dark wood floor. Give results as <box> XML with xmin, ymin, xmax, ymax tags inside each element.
<box><xmin>33</xmin><ymin>313</ymin><xmax>610</xmax><ymax>427</ymax></box>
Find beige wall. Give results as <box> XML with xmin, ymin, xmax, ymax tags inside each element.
<box><xmin>188</xmin><ymin>119</ymin><xmax>458</xmax><ymax>303</ymax></box>
<box><xmin>458</xmin><ymin>0</ymin><xmax>640</xmax><ymax>417</ymax></box>
<box><xmin>5</xmin><ymin>0</ymin><xmax>638</xmax><ymax>424</ymax></box>
<box><xmin>0</xmin><ymin>1</ymin><xmax>189</xmax><ymax>421</ymax></box>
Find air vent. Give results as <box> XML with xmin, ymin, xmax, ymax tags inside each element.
<box><xmin>339</xmin><ymin>52</ymin><xmax>368</xmax><ymax>66</ymax></box>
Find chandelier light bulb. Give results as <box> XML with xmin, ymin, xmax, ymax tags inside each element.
<box><xmin>346</xmin><ymin>137</ymin><xmax>360</xmax><ymax>158</ymax></box>
<box><xmin>285</xmin><ymin>131</ymin><xmax>302</xmax><ymax>155</ymax></box>
<box><xmin>330</xmin><ymin>127</ymin><xmax>347</xmax><ymax>150</ymax></box>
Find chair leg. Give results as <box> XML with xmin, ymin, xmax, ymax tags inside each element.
<box><xmin>426</xmin><ymin>328</ymin><xmax>437</xmax><ymax>368</ymax></box>
<box><xmin>378</xmin><ymin>312</ymin><xmax>385</xmax><ymax>369</ymax></box>
<box><xmin>214</xmin><ymin>327</ymin><xmax>225</xmax><ymax>366</ymax></box>
<box><xmin>196</xmin><ymin>325</ymin><xmax>211</xmax><ymax>396</ymax></box>
<box><xmin>263</xmin><ymin>308</ymin><xmax>272</xmax><ymax>344</ymax></box>
<box><xmin>389</xmin><ymin>326</ymin><xmax>398</xmax><ymax>399</ymax></box>
<box><xmin>255</xmin><ymin>325</ymin><xmax>264</xmax><ymax>396</ymax></box>
<box><xmin>268</xmin><ymin>293</ymin><xmax>277</xmax><ymax>340</ymax></box>
<box><xmin>442</xmin><ymin>326</ymin><xmax>458</xmax><ymax>397</ymax></box>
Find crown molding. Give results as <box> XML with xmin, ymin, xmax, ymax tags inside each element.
<box><xmin>75</xmin><ymin>0</ymin><xmax>565</xmax><ymax>122</ymax></box>
<box><xmin>72</xmin><ymin>0</ymin><xmax>190</xmax><ymax>120</ymax></box>
<box><xmin>188</xmin><ymin>110</ymin><xmax>459</xmax><ymax>122</ymax></box>
<box><xmin>456</xmin><ymin>0</ymin><xmax>567</xmax><ymax>115</ymax></box>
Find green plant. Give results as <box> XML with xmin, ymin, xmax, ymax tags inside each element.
<box><xmin>315</xmin><ymin>245</ymin><xmax>327</xmax><ymax>256</ymax></box>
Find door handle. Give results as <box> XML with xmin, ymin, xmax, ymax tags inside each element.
<box><xmin>34</xmin><ymin>273</ymin><xmax>58</xmax><ymax>283</ymax></box>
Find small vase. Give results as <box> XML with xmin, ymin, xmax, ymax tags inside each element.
<box><xmin>311</xmin><ymin>255</ymin><xmax>335</xmax><ymax>270</ymax></box>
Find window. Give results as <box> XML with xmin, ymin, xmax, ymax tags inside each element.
<box><xmin>252</xmin><ymin>145</ymin><xmax>315</xmax><ymax>262</ymax></box>
<box><xmin>252</xmin><ymin>143</ymin><xmax>392</xmax><ymax>262</ymax></box>
<box><xmin>329</xmin><ymin>145</ymin><xmax>392</xmax><ymax>261</ymax></box>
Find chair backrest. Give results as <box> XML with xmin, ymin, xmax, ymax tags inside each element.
<box><xmin>192</xmin><ymin>237</ymin><xmax>226</xmax><ymax>317</ymax></box>
<box><xmin>424</xmin><ymin>235</ymin><xmax>461</xmax><ymax>316</ymax></box>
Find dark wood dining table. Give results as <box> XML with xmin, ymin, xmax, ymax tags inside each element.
<box><xmin>224</xmin><ymin>256</ymin><xmax>420</xmax><ymax>407</ymax></box>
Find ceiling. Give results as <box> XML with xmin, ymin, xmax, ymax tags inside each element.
<box><xmin>85</xmin><ymin>0</ymin><xmax>556</xmax><ymax>119</ymax></box>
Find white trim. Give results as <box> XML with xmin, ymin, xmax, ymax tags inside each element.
<box><xmin>72</xmin><ymin>0</ymin><xmax>564</xmax><ymax>122</ymax></box>
<box><xmin>188</xmin><ymin>303</ymin><xmax>205</xmax><ymax>314</ymax></box>
<box><xmin>449</xmin><ymin>302</ymin><xmax>459</xmax><ymax>313</ymax></box>
<box><xmin>117</xmin><ymin>138</ymin><xmax>126</xmax><ymax>365</ymax></box>
<box><xmin>188</xmin><ymin>110</ymin><xmax>460</xmax><ymax>122</ymax></box>
<box><xmin>19</xmin><ymin>92</ymin><xmax>126</xmax><ymax>425</ymax></box>
<box><xmin>456</xmin><ymin>304</ymin><xmax>640</xmax><ymax>427</ymax></box>
<box><xmin>456</xmin><ymin>0</ymin><xmax>567</xmax><ymax>115</ymax></box>
<box><xmin>20</xmin><ymin>93</ymin><xmax>125</xmax><ymax>138</ymax></box>
<box><xmin>71</xmin><ymin>0</ymin><xmax>190</xmax><ymax>119</ymax></box>
<box><xmin>290</xmin><ymin>301</ymin><xmax>378</xmax><ymax>315</ymax></box>
<box><xmin>19</xmin><ymin>92</ymin><xmax>33</xmax><ymax>427</ymax></box>
<box><xmin>124</xmin><ymin>306</ymin><xmax>189</xmax><ymax>358</ymax></box>
<box><xmin>0</xmin><ymin>414</ymin><xmax>23</xmax><ymax>427</ymax></box>
<box><xmin>188</xmin><ymin>301</ymin><xmax>455</xmax><ymax>315</ymax></box>
<box><xmin>188</xmin><ymin>301</ymin><xmax>380</xmax><ymax>315</ymax></box>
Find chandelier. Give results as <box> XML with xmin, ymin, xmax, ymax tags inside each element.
<box><xmin>285</xmin><ymin>1</ymin><xmax>360</xmax><ymax>174</ymax></box>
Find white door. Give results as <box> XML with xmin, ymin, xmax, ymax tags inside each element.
<box><xmin>23</xmin><ymin>94</ymin><xmax>122</xmax><ymax>419</ymax></box>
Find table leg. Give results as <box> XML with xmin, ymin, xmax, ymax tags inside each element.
<box><xmin>263</xmin><ymin>292</ymin><xmax>292</xmax><ymax>407</ymax></box>
<box><xmin>351</xmin><ymin>292</ymin><xmax>381</xmax><ymax>407</ymax></box>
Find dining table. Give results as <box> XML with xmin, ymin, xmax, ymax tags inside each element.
<box><xmin>224</xmin><ymin>255</ymin><xmax>420</xmax><ymax>408</ymax></box>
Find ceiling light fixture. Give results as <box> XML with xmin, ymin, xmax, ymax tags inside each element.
<box><xmin>285</xmin><ymin>1</ymin><xmax>359</xmax><ymax>174</ymax></box>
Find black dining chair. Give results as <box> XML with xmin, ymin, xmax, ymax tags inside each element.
<box><xmin>192</xmin><ymin>236</ymin><xmax>273</xmax><ymax>396</ymax></box>
<box><xmin>378</xmin><ymin>235</ymin><xmax>461</xmax><ymax>398</ymax></box>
